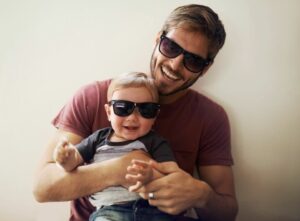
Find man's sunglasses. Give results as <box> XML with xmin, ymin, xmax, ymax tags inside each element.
<box><xmin>159</xmin><ymin>33</ymin><xmax>211</xmax><ymax>73</ymax></box>
<box><xmin>108</xmin><ymin>100</ymin><xmax>160</xmax><ymax>119</ymax></box>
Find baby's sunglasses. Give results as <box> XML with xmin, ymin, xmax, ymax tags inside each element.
<box><xmin>159</xmin><ymin>32</ymin><xmax>211</xmax><ymax>73</ymax></box>
<box><xmin>108</xmin><ymin>100</ymin><xmax>160</xmax><ymax>119</ymax></box>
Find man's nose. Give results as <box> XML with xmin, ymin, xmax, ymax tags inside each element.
<box><xmin>170</xmin><ymin>53</ymin><xmax>184</xmax><ymax>71</ymax></box>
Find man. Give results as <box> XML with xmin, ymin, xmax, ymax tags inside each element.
<box><xmin>33</xmin><ymin>4</ymin><xmax>238</xmax><ymax>221</ymax></box>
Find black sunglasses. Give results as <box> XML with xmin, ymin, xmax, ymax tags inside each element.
<box><xmin>108</xmin><ymin>100</ymin><xmax>160</xmax><ymax>119</ymax></box>
<box><xmin>159</xmin><ymin>33</ymin><xmax>211</xmax><ymax>73</ymax></box>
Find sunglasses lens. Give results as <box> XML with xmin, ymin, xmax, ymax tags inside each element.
<box><xmin>138</xmin><ymin>103</ymin><xmax>160</xmax><ymax>119</ymax></box>
<box><xmin>184</xmin><ymin>53</ymin><xmax>208</xmax><ymax>73</ymax></box>
<box><xmin>159</xmin><ymin>35</ymin><xmax>209</xmax><ymax>73</ymax></box>
<box><xmin>113</xmin><ymin>101</ymin><xmax>134</xmax><ymax>117</ymax></box>
<box><xmin>160</xmin><ymin>37</ymin><xmax>182</xmax><ymax>58</ymax></box>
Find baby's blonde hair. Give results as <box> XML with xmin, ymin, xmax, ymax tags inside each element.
<box><xmin>107</xmin><ymin>72</ymin><xmax>159</xmax><ymax>102</ymax></box>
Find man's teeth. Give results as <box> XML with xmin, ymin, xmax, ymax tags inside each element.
<box><xmin>162</xmin><ymin>67</ymin><xmax>180</xmax><ymax>80</ymax></box>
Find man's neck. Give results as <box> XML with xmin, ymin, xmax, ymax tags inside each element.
<box><xmin>159</xmin><ymin>90</ymin><xmax>188</xmax><ymax>104</ymax></box>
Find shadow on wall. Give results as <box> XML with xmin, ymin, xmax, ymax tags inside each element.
<box><xmin>231</xmin><ymin>121</ymin><xmax>300</xmax><ymax>221</ymax></box>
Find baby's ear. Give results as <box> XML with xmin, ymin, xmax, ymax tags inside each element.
<box><xmin>104</xmin><ymin>104</ymin><xmax>111</xmax><ymax>121</ymax></box>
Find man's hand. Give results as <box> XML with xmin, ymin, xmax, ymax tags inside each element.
<box><xmin>132</xmin><ymin>161</ymin><xmax>238</xmax><ymax>220</ymax></box>
<box><xmin>130</xmin><ymin>161</ymin><xmax>209</xmax><ymax>215</ymax></box>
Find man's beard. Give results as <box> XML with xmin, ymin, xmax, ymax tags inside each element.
<box><xmin>150</xmin><ymin>49</ymin><xmax>202</xmax><ymax>96</ymax></box>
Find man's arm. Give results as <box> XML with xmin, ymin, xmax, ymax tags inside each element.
<box><xmin>137</xmin><ymin>162</ymin><xmax>238</xmax><ymax>221</ymax></box>
<box><xmin>195</xmin><ymin>165</ymin><xmax>238</xmax><ymax>221</ymax></box>
<box><xmin>33</xmin><ymin>128</ymin><xmax>150</xmax><ymax>202</ymax></box>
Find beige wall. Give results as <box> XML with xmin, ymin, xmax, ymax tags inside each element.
<box><xmin>0</xmin><ymin>0</ymin><xmax>299</xmax><ymax>220</ymax></box>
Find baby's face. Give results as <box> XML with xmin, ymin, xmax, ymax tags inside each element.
<box><xmin>105</xmin><ymin>86</ymin><xmax>157</xmax><ymax>142</ymax></box>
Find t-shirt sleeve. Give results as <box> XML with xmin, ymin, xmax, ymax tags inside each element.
<box><xmin>76</xmin><ymin>128</ymin><xmax>109</xmax><ymax>163</ymax></box>
<box><xmin>197</xmin><ymin>106</ymin><xmax>233</xmax><ymax>166</ymax></box>
<box><xmin>75</xmin><ymin>132</ymin><xmax>98</xmax><ymax>163</ymax></box>
<box><xmin>143</xmin><ymin>132</ymin><xmax>176</xmax><ymax>163</ymax></box>
<box><xmin>52</xmin><ymin>81</ymin><xmax>105</xmax><ymax>138</ymax></box>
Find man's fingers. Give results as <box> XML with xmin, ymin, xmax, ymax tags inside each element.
<box><xmin>150</xmin><ymin>161</ymin><xmax>179</xmax><ymax>174</ymax></box>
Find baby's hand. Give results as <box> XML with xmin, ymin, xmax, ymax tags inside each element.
<box><xmin>53</xmin><ymin>137</ymin><xmax>77</xmax><ymax>171</ymax></box>
<box><xmin>125</xmin><ymin>159</ymin><xmax>154</xmax><ymax>192</ymax></box>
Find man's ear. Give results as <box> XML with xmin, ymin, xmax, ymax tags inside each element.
<box><xmin>155</xmin><ymin>31</ymin><xmax>163</xmax><ymax>44</ymax></box>
<box><xmin>104</xmin><ymin>104</ymin><xmax>111</xmax><ymax>121</ymax></box>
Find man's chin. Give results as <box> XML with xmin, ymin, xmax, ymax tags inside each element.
<box><xmin>158</xmin><ymin>88</ymin><xmax>181</xmax><ymax>96</ymax></box>
<box><xmin>157</xmin><ymin>86</ymin><xmax>173</xmax><ymax>96</ymax></box>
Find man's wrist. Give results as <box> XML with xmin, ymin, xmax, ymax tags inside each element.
<box><xmin>194</xmin><ymin>179</ymin><xmax>213</xmax><ymax>209</ymax></box>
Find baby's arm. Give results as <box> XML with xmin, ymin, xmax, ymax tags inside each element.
<box><xmin>53</xmin><ymin>137</ymin><xmax>84</xmax><ymax>172</ymax></box>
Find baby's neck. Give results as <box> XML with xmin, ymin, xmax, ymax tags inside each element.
<box><xmin>109</xmin><ymin>132</ymin><xmax>128</xmax><ymax>142</ymax></box>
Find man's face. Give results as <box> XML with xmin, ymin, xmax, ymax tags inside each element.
<box><xmin>150</xmin><ymin>28</ymin><xmax>211</xmax><ymax>96</ymax></box>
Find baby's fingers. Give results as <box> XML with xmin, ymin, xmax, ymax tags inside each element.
<box><xmin>128</xmin><ymin>181</ymin><xmax>143</xmax><ymax>192</ymax></box>
<box><xmin>125</xmin><ymin>173</ymin><xmax>141</xmax><ymax>182</ymax></box>
<box><xmin>131</xmin><ymin>159</ymin><xmax>150</xmax><ymax>168</ymax></box>
<box><xmin>127</xmin><ymin>164</ymin><xmax>142</xmax><ymax>175</ymax></box>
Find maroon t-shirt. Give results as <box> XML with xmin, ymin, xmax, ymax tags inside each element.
<box><xmin>52</xmin><ymin>80</ymin><xmax>233</xmax><ymax>221</ymax></box>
